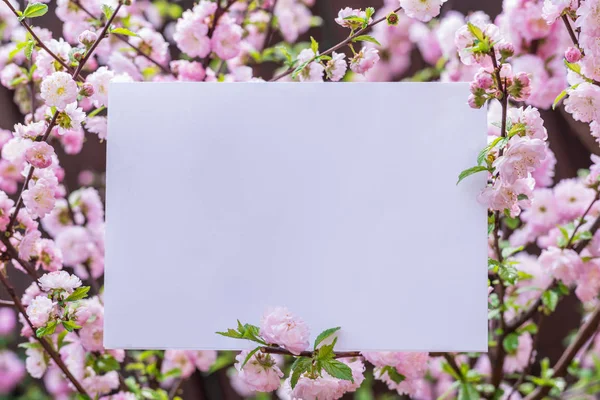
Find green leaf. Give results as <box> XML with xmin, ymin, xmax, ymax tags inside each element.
<box><xmin>343</xmin><ymin>16</ymin><xmax>366</xmax><ymax>23</ymax></box>
<box><xmin>477</xmin><ymin>136</ymin><xmax>508</xmax><ymax>166</ymax></box>
<box><xmin>102</xmin><ymin>4</ymin><xmax>114</xmax><ymax>19</ymax></box>
<box><xmin>542</xmin><ymin>290</ymin><xmax>559</xmax><ymax>312</ymax></box>
<box><xmin>379</xmin><ymin>366</ymin><xmax>405</xmax><ymax>384</ymax></box>
<box><xmin>24</xmin><ymin>41</ymin><xmax>35</xmax><ymax>60</ymax></box>
<box><xmin>579</xmin><ymin>230</ymin><xmax>593</xmax><ymax>241</ymax></box>
<box><xmin>65</xmin><ymin>286</ymin><xmax>90</xmax><ymax>302</ymax></box>
<box><xmin>321</xmin><ymin>359</ymin><xmax>354</xmax><ymax>382</ymax></box>
<box><xmin>499</xmin><ymin>263</ymin><xmax>519</xmax><ymax>285</ymax></box>
<box><xmin>291</xmin><ymin>60</ymin><xmax>312</xmax><ymax>79</ymax></box>
<box><xmin>314</xmin><ymin>327</ymin><xmax>341</xmax><ymax>349</ymax></box>
<box><xmin>95</xmin><ymin>354</ymin><xmax>120</xmax><ymax>373</ymax></box>
<box><xmin>111</xmin><ymin>27</ymin><xmax>138</xmax><ymax>37</ymax></box>
<box><xmin>317</xmin><ymin>338</ymin><xmax>337</xmax><ymax>360</ymax></box>
<box><xmin>87</xmin><ymin>106</ymin><xmax>106</xmax><ymax>118</ymax></box>
<box><xmin>290</xmin><ymin>357</ymin><xmax>312</xmax><ymax>389</ymax></box>
<box><xmin>61</xmin><ymin>320</ymin><xmax>81</xmax><ymax>332</ymax></box>
<box><xmin>352</xmin><ymin>35</ymin><xmax>381</xmax><ymax>46</ymax></box>
<box><xmin>517</xmin><ymin>194</ymin><xmax>529</xmax><ymax>201</ymax></box>
<box><xmin>467</xmin><ymin>22</ymin><xmax>484</xmax><ymax>42</ymax></box>
<box><xmin>458</xmin><ymin>383</ymin><xmax>479</xmax><ymax>400</ymax></box>
<box><xmin>57</xmin><ymin>330</ymin><xmax>69</xmax><ymax>349</ymax></box>
<box><xmin>159</xmin><ymin>367</ymin><xmax>181</xmax><ymax>382</ymax></box>
<box><xmin>365</xmin><ymin>7</ymin><xmax>375</xmax><ymax>20</ymax></box>
<box><xmin>457</xmin><ymin>165</ymin><xmax>488</xmax><ymax>185</ymax></box>
<box><xmin>564</xmin><ymin>59</ymin><xmax>581</xmax><ymax>75</ymax></box>
<box><xmin>504</xmin><ymin>215</ymin><xmax>520</xmax><ymax>230</ymax></box>
<box><xmin>36</xmin><ymin>320</ymin><xmax>58</xmax><ymax>338</ymax></box>
<box><xmin>553</xmin><ymin>89</ymin><xmax>568</xmax><ymax>110</ymax></box>
<box><xmin>240</xmin><ymin>347</ymin><xmax>261</xmax><ymax>369</ymax></box>
<box><xmin>216</xmin><ymin>328</ymin><xmax>243</xmax><ymax>340</ymax></box>
<box><xmin>19</xmin><ymin>3</ymin><xmax>48</xmax><ymax>21</ymax></box>
<box><xmin>503</xmin><ymin>333</ymin><xmax>520</xmax><ymax>354</ymax></box>
<box><xmin>310</xmin><ymin>36</ymin><xmax>318</xmax><ymax>54</ymax></box>
<box><xmin>502</xmin><ymin>246</ymin><xmax>523</xmax><ymax>258</ymax></box>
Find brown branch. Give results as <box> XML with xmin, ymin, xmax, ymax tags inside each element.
<box><xmin>524</xmin><ymin>306</ymin><xmax>600</xmax><ymax>400</ymax></box>
<box><xmin>443</xmin><ymin>353</ymin><xmax>465</xmax><ymax>381</ymax></box>
<box><xmin>201</xmin><ymin>0</ymin><xmax>237</xmax><ymax>70</ymax></box>
<box><xmin>261</xmin><ymin>0</ymin><xmax>278</xmax><ymax>51</ymax></box>
<box><xmin>269</xmin><ymin>6</ymin><xmax>403</xmax><ymax>82</ymax></box>
<box><xmin>0</xmin><ymin>271</ymin><xmax>90</xmax><ymax>396</ymax></box>
<box><xmin>0</xmin><ymin>299</ymin><xmax>16</xmax><ymax>306</ymax></box>
<box><xmin>260</xmin><ymin>346</ymin><xmax>362</xmax><ymax>359</ymax></box>
<box><xmin>0</xmin><ymin>0</ymin><xmax>84</xmax><ymax>81</ymax></box>
<box><xmin>561</xmin><ymin>14</ymin><xmax>582</xmax><ymax>53</ymax></box>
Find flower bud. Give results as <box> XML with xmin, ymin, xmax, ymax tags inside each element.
<box><xmin>79</xmin><ymin>82</ymin><xmax>94</xmax><ymax>97</ymax></box>
<box><xmin>474</xmin><ymin>70</ymin><xmax>493</xmax><ymax>90</ymax></box>
<box><xmin>565</xmin><ymin>46</ymin><xmax>582</xmax><ymax>63</ymax></box>
<box><xmin>508</xmin><ymin>72</ymin><xmax>531</xmax><ymax>102</ymax></box>
<box><xmin>78</xmin><ymin>30</ymin><xmax>97</xmax><ymax>47</ymax></box>
<box><xmin>498</xmin><ymin>42</ymin><xmax>515</xmax><ymax>60</ymax></box>
<box><xmin>386</xmin><ymin>12</ymin><xmax>399</xmax><ymax>25</ymax></box>
<box><xmin>468</xmin><ymin>93</ymin><xmax>486</xmax><ymax>109</ymax></box>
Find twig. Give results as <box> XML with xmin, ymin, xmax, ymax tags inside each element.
<box><xmin>269</xmin><ymin>6</ymin><xmax>403</xmax><ymax>82</ymax></box>
<box><xmin>201</xmin><ymin>0</ymin><xmax>237</xmax><ymax>70</ymax></box>
<box><xmin>0</xmin><ymin>299</ymin><xmax>16</xmax><ymax>306</ymax></box>
<box><xmin>0</xmin><ymin>0</ymin><xmax>84</xmax><ymax>81</ymax></box>
<box><xmin>261</xmin><ymin>0</ymin><xmax>278</xmax><ymax>50</ymax></box>
<box><xmin>260</xmin><ymin>346</ymin><xmax>362</xmax><ymax>359</ymax></box>
<box><xmin>524</xmin><ymin>306</ymin><xmax>600</xmax><ymax>400</ymax></box>
<box><xmin>443</xmin><ymin>353</ymin><xmax>465</xmax><ymax>381</ymax></box>
<box><xmin>0</xmin><ymin>271</ymin><xmax>90</xmax><ymax>396</ymax></box>
<box><xmin>168</xmin><ymin>378</ymin><xmax>184</xmax><ymax>399</ymax></box>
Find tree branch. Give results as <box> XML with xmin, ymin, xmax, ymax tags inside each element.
<box><xmin>269</xmin><ymin>6</ymin><xmax>403</xmax><ymax>82</ymax></box>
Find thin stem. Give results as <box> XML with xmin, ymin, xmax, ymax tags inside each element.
<box><xmin>261</xmin><ymin>0</ymin><xmax>279</xmax><ymax>51</ymax></box>
<box><xmin>269</xmin><ymin>6</ymin><xmax>403</xmax><ymax>82</ymax></box>
<box><xmin>260</xmin><ymin>346</ymin><xmax>362</xmax><ymax>359</ymax></box>
<box><xmin>443</xmin><ymin>353</ymin><xmax>465</xmax><ymax>381</ymax></box>
<box><xmin>201</xmin><ymin>0</ymin><xmax>237</xmax><ymax>70</ymax></box>
<box><xmin>168</xmin><ymin>378</ymin><xmax>184</xmax><ymax>399</ymax></box>
<box><xmin>0</xmin><ymin>0</ymin><xmax>84</xmax><ymax>81</ymax></box>
<box><xmin>561</xmin><ymin>14</ymin><xmax>582</xmax><ymax>52</ymax></box>
<box><xmin>567</xmin><ymin>191</ymin><xmax>600</xmax><ymax>247</ymax></box>
<box><xmin>524</xmin><ymin>306</ymin><xmax>600</xmax><ymax>400</ymax></box>
<box><xmin>74</xmin><ymin>2</ymin><xmax>123</xmax><ymax>77</ymax></box>
<box><xmin>0</xmin><ymin>272</ymin><xmax>90</xmax><ymax>397</ymax></box>
<box><xmin>0</xmin><ymin>299</ymin><xmax>16</xmax><ymax>306</ymax></box>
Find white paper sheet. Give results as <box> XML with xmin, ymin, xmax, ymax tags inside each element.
<box><xmin>104</xmin><ymin>82</ymin><xmax>488</xmax><ymax>352</ymax></box>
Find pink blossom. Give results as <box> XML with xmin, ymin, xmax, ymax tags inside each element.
<box><xmin>260</xmin><ymin>307</ymin><xmax>310</xmax><ymax>355</ymax></box>
<box><xmin>542</xmin><ymin>0</ymin><xmax>576</xmax><ymax>23</ymax></box>
<box><xmin>531</xmin><ymin>145</ymin><xmax>556</xmax><ymax>188</ymax></box>
<box><xmin>521</xmin><ymin>188</ymin><xmax>560</xmax><ymax>231</ymax></box>
<box><xmin>275</xmin><ymin>2</ymin><xmax>312</xmax><ymax>43</ymax></box>
<box><xmin>478</xmin><ymin>178</ymin><xmax>534</xmax><ymax>217</ymax></box>
<box><xmin>161</xmin><ymin>350</ymin><xmax>195</xmax><ymax>380</ymax></box>
<box><xmin>18</xmin><ymin>229</ymin><xmax>41</xmax><ymax>260</ymax></box>
<box><xmin>400</xmin><ymin>0</ymin><xmax>447</xmax><ymax>22</ymax></box>
<box><xmin>0</xmin><ymin>191</ymin><xmax>15</xmax><ymax>231</ymax></box>
<box><xmin>325</xmin><ymin>52</ymin><xmax>347</xmax><ymax>82</ymax></box>
<box><xmin>78</xmin><ymin>30</ymin><xmax>97</xmax><ymax>46</ymax></box>
<box><xmin>100</xmin><ymin>392</ymin><xmax>137</xmax><ymax>400</ymax></box>
<box><xmin>0</xmin><ymin>307</ymin><xmax>16</xmax><ymax>335</ymax></box>
<box><xmin>575</xmin><ymin>259</ymin><xmax>600</xmax><ymax>302</ymax></box>
<box><xmin>82</xmin><ymin>369</ymin><xmax>119</xmax><ymax>398</ymax></box>
<box><xmin>286</xmin><ymin>374</ymin><xmax>345</xmax><ymax>400</ymax></box>
<box><xmin>234</xmin><ymin>350</ymin><xmax>283</xmax><ymax>392</ymax></box>
<box><xmin>0</xmin><ymin>350</ymin><xmax>25</xmax><ymax>394</ymax></box>
<box><xmin>130</xmin><ymin>28</ymin><xmax>169</xmax><ymax>65</ymax></box>
<box><xmin>39</xmin><ymin>270</ymin><xmax>82</xmax><ymax>293</ymax></box>
<box><xmin>25</xmin><ymin>142</ymin><xmax>55</xmax><ymax>169</ymax></box>
<box><xmin>22</xmin><ymin>177</ymin><xmax>57</xmax><ymax>218</ymax></box>
<box><xmin>25</xmin><ymin>346</ymin><xmax>47</xmax><ymax>378</ymax></box>
<box><xmin>171</xmin><ymin>60</ymin><xmax>206</xmax><ymax>81</ymax></box>
<box><xmin>296</xmin><ymin>49</ymin><xmax>324</xmax><ymax>82</ymax></box>
<box><xmin>455</xmin><ymin>21</ymin><xmax>501</xmax><ymax>68</ymax></box>
<box><xmin>513</xmin><ymin>254</ymin><xmax>553</xmax><ymax>306</ymax></box>
<box><xmin>37</xmin><ymin>238</ymin><xmax>63</xmax><ymax>271</ymax></box>
<box><xmin>504</xmin><ymin>333</ymin><xmax>533</xmax><ymax>373</ymax></box>
<box><xmin>565</xmin><ymin>46</ymin><xmax>582</xmax><ymax>63</ymax></box>
<box><xmin>493</xmin><ymin>136</ymin><xmax>547</xmax><ymax>184</ymax></box>
<box><xmin>26</xmin><ymin>295</ymin><xmax>54</xmax><ymax>327</ymax></box>
<box><xmin>55</xmin><ymin>226</ymin><xmax>92</xmax><ymax>266</ymax></box>
<box><xmin>86</xmin><ymin>67</ymin><xmax>114</xmax><ymax>107</ymax></box>
<box><xmin>86</xmin><ymin>116</ymin><xmax>108</xmax><ymax>140</ymax></box>
<box><xmin>350</xmin><ymin>47</ymin><xmax>380</xmax><ymax>75</ymax></box>
<box><xmin>564</xmin><ymin>83</ymin><xmax>600</xmax><ymax>123</ymax></box>
<box><xmin>79</xmin><ymin>320</ymin><xmax>104</xmax><ymax>352</ymax></box>
<box><xmin>40</xmin><ymin>72</ymin><xmax>78</xmax><ymax>110</ymax></box>
<box><xmin>554</xmin><ymin>178</ymin><xmax>597</xmax><ymax>220</ymax></box>
<box><xmin>188</xmin><ymin>350</ymin><xmax>217</xmax><ymax>372</ymax></box>
<box><xmin>211</xmin><ymin>21</ymin><xmax>243</xmax><ymax>60</ymax></box>
<box><xmin>335</xmin><ymin>8</ymin><xmax>371</xmax><ymax>29</ymax></box>
<box><xmin>575</xmin><ymin>0</ymin><xmax>600</xmax><ymax>37</ymax></box>
<box><xmin>539</xmin><ymin>247</ymin><xmax>582</xmax><ymax>285</ymax></box>
<box><xmin>173</xmin><ymin>1</ymin><xmax>217</xmax><ymax>58</ymax></box>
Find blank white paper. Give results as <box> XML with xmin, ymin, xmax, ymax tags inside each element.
<box><xmin>104</xmin><ymin>82</ymin><xmax>488</xmax><ymax>352</ymax></box>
